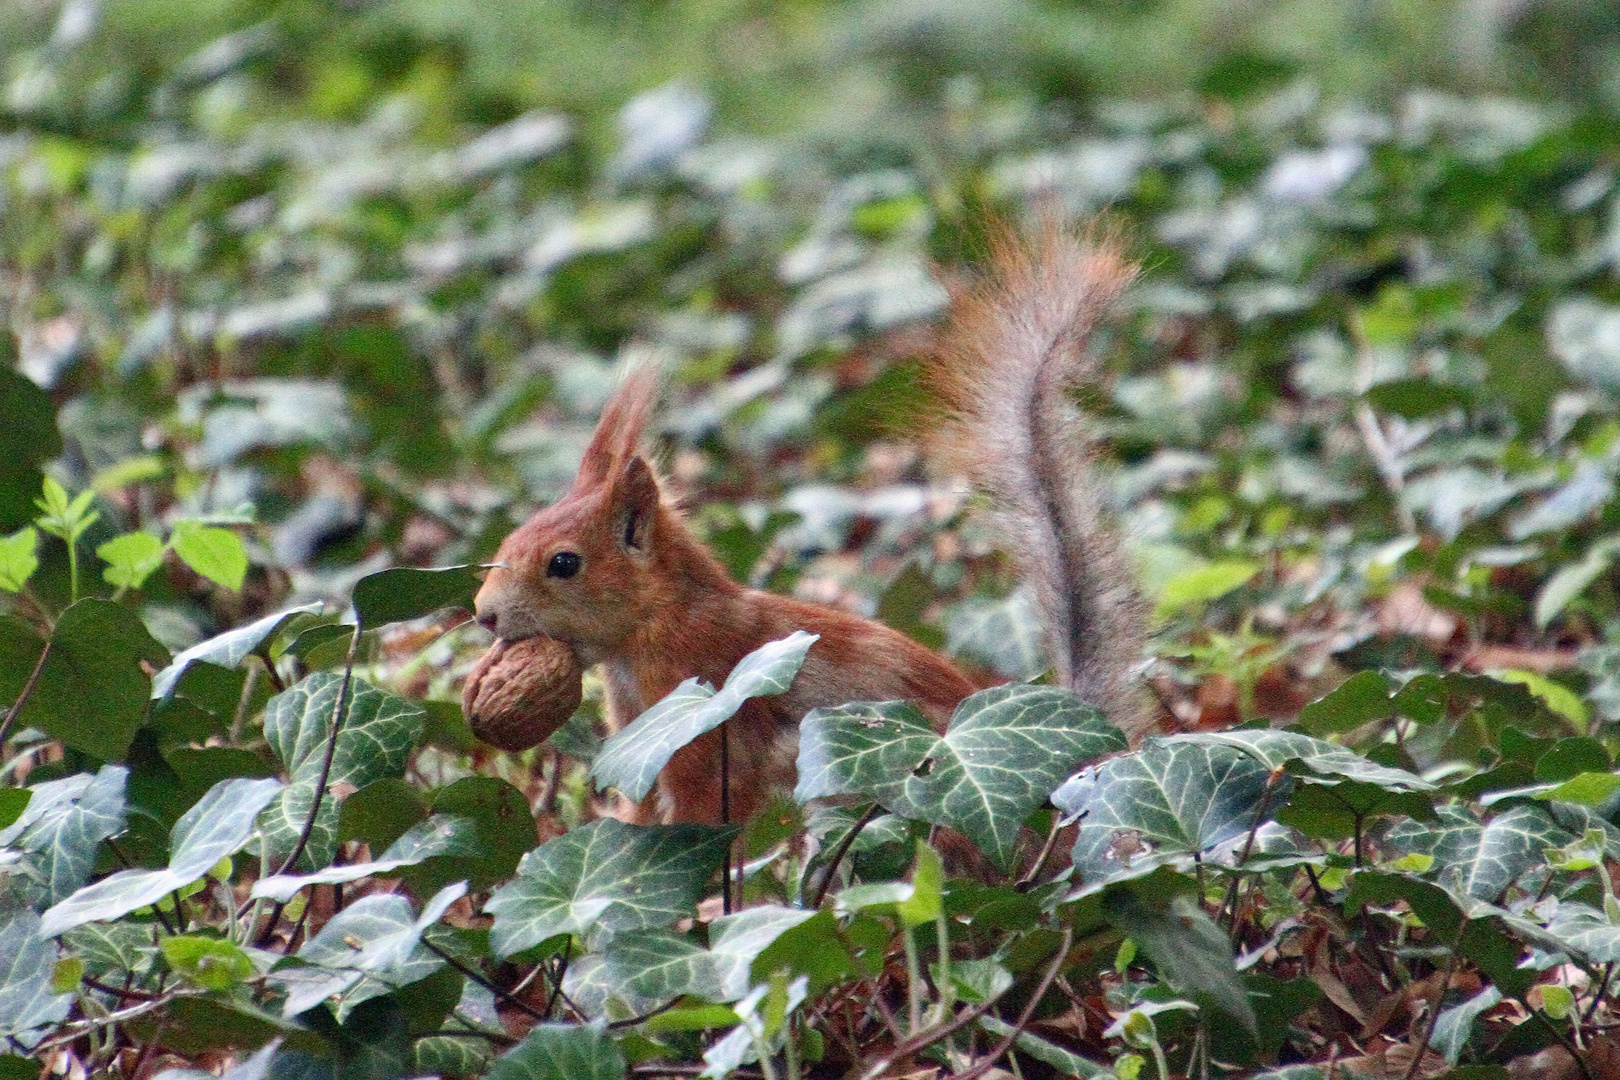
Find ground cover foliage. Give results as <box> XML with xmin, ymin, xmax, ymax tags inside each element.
<box><xmin>6</xmin><ymin>3</ymin><xmax>1620</xmax><ymax>1079</ymax></box>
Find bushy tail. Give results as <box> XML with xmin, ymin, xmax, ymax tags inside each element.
<box><xmin>932</xmin><ymin>220</ymin><xmax>1152</xmax><ymax>739</ymax></box>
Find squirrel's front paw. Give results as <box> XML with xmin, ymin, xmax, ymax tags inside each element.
<box><xmin>462</xmin><ymin>636</ymin><xmax>584</xmax><ymax>751</ymax></box>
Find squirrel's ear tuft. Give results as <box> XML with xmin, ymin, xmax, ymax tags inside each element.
<box><xmin>612</xmin><ymin>456</ymin><xmax>659</xmax><ymax>552</ymax></box>
<box><xmin>575</xmin><ymin>365</ymin><xmax>660</xmax><ymax>490</ymax></box>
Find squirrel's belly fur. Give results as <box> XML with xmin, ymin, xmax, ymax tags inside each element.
<box><xmin>472</xmin><ymin>219</ymin><xmax>1148</xmax><ymax>825</ymax></box>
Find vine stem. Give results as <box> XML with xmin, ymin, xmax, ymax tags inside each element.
<box><xmin>0</xmin><ymin>638</ymin><xmax>52</xmax><ymax>749</ymax></box>
<box><xmin>946</xmin><ymin>926</ymin><xmax>1073</xmax><ymax>1080</ymax></box>
<box><xmin>272</xmin><ymin>625</ymin><xmax>362</xmax><ymax>878</ymax></box>
<box><xmin>720</xmin><ymin>718</ymin><xmax>733</xmax><ymax>915</ymax></box>
<box><xmin>807</xmin><ymin>802</ymin><xmax>881</xmax><ymax>909</ymax></box>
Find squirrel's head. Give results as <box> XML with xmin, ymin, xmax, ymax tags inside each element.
<box><xmin>473</xmin><ymin>453</ymin><xmax>663</xmax><ymax>656</ymax></box>
<box><xmin>473</xmin><ymin>366</ymin><xmax>679</xmax><ymax>656</ymax></box>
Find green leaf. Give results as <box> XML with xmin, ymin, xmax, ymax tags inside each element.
<box><xmin>0</xmin><ymin>908</ymin><xmax>72</xmax><ymax>1037</ymax></box>
<box><xmin>1175</xmin><ymin>729</ymin><xmax>1434</xmax><ymax>790</ymax></box>
<box><xmin>0</xmin><ymin>765</ymin><xmax>128</xmax><ymax>907</ymax></box>
<box><xmin>977</xmin><ymin>1016</ymin><xmax>1110</xmax><ymax>1076</ymax></box>
<box><xmin>270</xmin><ymin>882</ymin><xmax>464</xmax><ymax>1019</ymax></box>
<box><xmin>421</xmin><ymin>776</ymin><xmax>540</xmax><ymax>892</ymax></box>
<box><xmin>160</xmin><ymin>935</ymin><xmax>255</xmax><ymax>991</ymax></box>
<box><xmin>3</xmin><ymin>599</ymin><xmax>170</xmax><ymax>761</ymax></box>
<box><xmin>798</xmin><ymin>683</ymin><xmax>1125</xmax><ymax>870</ymax></box>
<box><xmin>486</xmin><ymin>818</ymin><xmax>734</xmax><ymax>957</ymax></box>
<box><xmin>0</xmin><ymin>527</ymin><xmax>38</xmax><ymax>592</ymax></box>
<box><xmin>97</xmin><ymin>531</ymin><xmax>166</xmax><ymax>590</ymax></box>
<box><xmin>151</xmin><ymin>603</ymin><xmax>323</xmax><ymax>699</ymax></box>
<box><xmin>1297</xmin><ymin>670</ymin><xmax>1394</xmax><ymax>736</ymax></box>
<box><xmin>170</xmin><ymin>520</ymin><xmax>247</xmax><ymax>591</ymax></box>
<box><xmin>1154</xmin><ymin>559</ymin><xmax>1260</xmax><ymax>617</ymax></box>
<box><xmin>486</xmin><ymin>1020</ymin><xmax>625</xmax><ymax>1080</ymax></box>
<box><xmin>597</xmin><ymin>930</ymin><xmax>723</xmax><ymax>1004</ymax></box>
<box><xmin>61</xmin><ymin>922</ymin><xmax>159</xmax><ymax>986</ymax></box>
<box><xmin>252</xmin><ymin>814</ymin><xmax>479</xmax><ymax>901</ymax></box>
<box><xmin>1101</xmin><ymin>887</ymin><xmax>1257</xmax><ymax>1042</ymax></box>
<box><xmin>1540</xmin><ymin>772</ymin><xmax>1620</xmax><ymax>806</ymax></box>
<box><xmin>1535</xmin><ymin>536</ymin><xmax>1620</xmax><ymax>628</ymax></box>
<box><xmin>350</xmin><ymin>564</ymin><xmax>482</xmax><ymax>631</ymax></box>
<box><xmin>1275</xmin><ymin>779</ymin><xmax>1436</xmax><ymax>841</ymax></box>
<box><xmin>1431</xmin><ymin>986</ymin><xmax>1501</xmax><ymax>1064</ymax></box>
<box><xmin>39</xmin><ymin>777</ymin><xmax>283</xmax><ymax>937</ymax></box>
<box><xmin>1385</xmin><ymin>803</ymin><xmax>1572</xmax><ymax>901</ymax></box>
<box><xmin>415</xmin><ymin>1036</ymin><xmax>495</xmax><ymax>1078</ymax></box>
<box><xmin>258</xmin><ymin>674</ymin><xmax>425</xmax><ymax>870</ymax></box>
<box><xmin>708</xmin><ymin>905</ymin><xmax>818</xmax><ymax>1001</ymax></box>
<box><xmin>897</xmin><ymin>841</ymin><xmax>943</xmax><ymax>928</ymax></box>
<box><xmin>593</xmin><ymin>632</ymin><xmax>818</xmax><ymax>802</ymax></box>
<box><xmin>1491</xmin><ymin>668</ymin><xmax>1588</xmax><ymax>728</ymax></box>
<box><xmin>1055</xmin><ymin>739</ymin><xmax>1275</xmax><ymax>890</ymax></box>
<box><xmin>0</xmin><ymin>367</ymin><xmax>61</xmax><ymax>531</ymax></box>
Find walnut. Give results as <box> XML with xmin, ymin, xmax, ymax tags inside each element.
<box><xmin>462</xmin><ymin>636</ymin><xmax>584</xmax><ymax>752</ymax></box>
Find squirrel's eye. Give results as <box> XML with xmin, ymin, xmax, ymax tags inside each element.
<box><xmin>546</xmin><ymin>551</ymin><xmax>582</xmax><ymax>579</ymax></box>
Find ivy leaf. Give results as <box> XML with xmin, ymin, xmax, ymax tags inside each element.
<box><xmin>708</xmin><ymin>905</ymin><xmax>818</xmax><ymax>1001</ymax></box>
<box><xmin>1385</xmin><ymin>803</ymin><xmax>1573</xmax><ymax>902</ymax></box>
<box><xmin>350</xmin><ymin>565</ymin><xmax>482</xmax><ymax>631</ymax></box>
<box><xmin>0</xmin><ymin>765</ymin><xmax>128</xmax><ymax>907</ymax></box>
<box><xmin>5</xmin><ymin>599</ymin><xmax>169</xmax><ymax>761</ymax></box>
<box><xmin>0</xmin><ymin>527</ymin><xmax>38</xmax><ymax>592</ymax></box>
<box><xmin>61</xmin><ymin>922</ymin><xmax>159</xmax><ymax>986</ymax></box>
<box><xmin>97</xmin><ymin>532</ymin><xmax>166</xmax><ymax>590</ymax></box>
<box><xmin>598</xmin><ymin>930</ymin><xmax>723</xmax><ymax>1004</ymax></box>
<box><xmin>39</xmin><ymin>777</ymin><xmax>283</xmax><ymax>937</ymax></box>
<box><xmin>1296</xmin><ymin>670</ymin><xmax>1394</xmax><ymax>736</ymax></box>
<box><xmin>486</xmin><ymin>819</ymin><xmax>734</xmax><ymax>957</ymax></box>
<box><xmin>978</xmin><ymin>1016</ymin><xmax>1111</xmax><ymax>1078</ymax></box>
<box><xmin>592</xmin><ymin>632</ymin><xmax>818</xmax><ymax>803</ymax></box>
<box><xmin>1101</xmin><ymin>886</ymin><xmax>1257</xmax><ymax>1043</ymax></box>
<box><xmin>258</xmin><ymin>674</ymin><xmax>425</xmax><ymax>870</ymax></box>
<box><xmin>150</xmin><ymin>602</ymin><xmax>323</xmax><ymax>699</ymax></box>
<box><xmin>171</xmin><ymin>519</ymin><xmax>248</xmax><ymax>591</ymax></box>
<box><xmin>1174</xmin><ymin>730</ymin><xmax>1434</xmax><ymax>790</ymax></box>
<box><xmin>1430</xmin><ymin>986</ymin><xmax>1501</xmax><ymax>1064</ymax></box>
<box><xmin>252</xmin><ymin>814</ymin><xmax>479</xmax><ymax>901</ymax></box>
<box><xmin>414</xmin><ymin>1036</ymin><xmax>494</xmax><ymax>1078</ymax></box>
<box><xmin>798</xmin><ymin>684</ymin><xmax>1126</xmax><ymax>871</ymax></box>
<box><xmin>271</xmin><ymin>882</ymin><xmax>464</xmax><ymax>1019</ymax></box>
<box><xmin>1054</xmin><ymin>739</ymin><xmax>1276</xmax><ymax>892</ymax></box>
<box><xmin>486</xmin><ymin>1020</ymin><xmax>625</xmax><ymax>1080</ymax></box>
<box><xmin>0</xmin><ymin>908</ymin><xmax>72</xmax><ymax>1038</ymax></box>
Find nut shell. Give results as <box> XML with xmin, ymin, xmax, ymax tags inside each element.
<box><xmin>462</xmin><ymin>636</ymin><xmax>585</xmax><ymax>752</ymax></box>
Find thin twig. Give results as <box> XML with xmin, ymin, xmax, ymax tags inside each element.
<box><xmin>30</xmin><ymin>995</ymin><xmax>176</xmax><ymax>1054</ymax></box>
<box><xmin>1400</xmin><ymin>919</ymin><xmax>1467</xmax><ymax>1080</ymax></box>
<box><xmin>807</xmin><ymin>802</ymin><xmax>882</xmax><ymax>909</ymax></box>
<box><xmin>1223</xmin><ymin>766</ymin><xmax>1285</xmax><ymax>931</ymax></box>
<box><xmin>1015</xmin><ymin>812</ymin><xmax>1066</xmax><ymax>892</ymax></box>
<box><xmin>419</xmin><ymin>938</ymin><xmax>548</xmax><ymax>1022</ymax></box>
<box><xmin>946</xmin><ymin>926</ymin><xmax>1074</xmax><ymax>1080</ymax></box>
<box><xmin>608</xmin><ymin>997</ymin><xmax>682</xmax><ymax>1029</ymax></box>
<box><xmin>856</xmin><ymin>926</ymin><xmax>1073</xmax><ymax>1080</ymax></box>
<box><xmin>0</xmin><ymin>638</ymin><xmax>52</xmax><ymax>748</ymax></box>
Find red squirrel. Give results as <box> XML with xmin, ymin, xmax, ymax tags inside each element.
<box><xmin>471</xmin><ymin>221</ymin><xmax>1150</xmax><ymax>825</ymax></box>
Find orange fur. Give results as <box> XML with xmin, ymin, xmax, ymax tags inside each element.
<box><xmin>474</xmin><ymin>223</ymin><xmax>1146</xmax><ymax>824</ymax></box>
